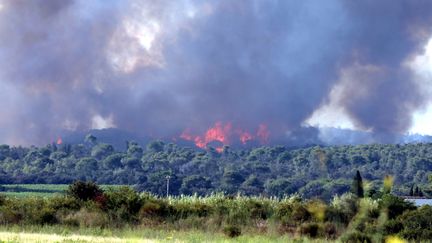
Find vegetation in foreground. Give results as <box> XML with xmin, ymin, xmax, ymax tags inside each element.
<box><xmin>0</xmin><ymin>226</ymin><xmax>298</xmax><ymax>243</ymax></box>
<box><xmin>0</xmin><ymin>180</ymin><xmax>431</xmax><ymax>242</ymax></box>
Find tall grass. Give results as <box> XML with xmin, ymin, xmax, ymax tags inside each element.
<box><xmin>0</xmin><ymin>185</ymin><xmax>423</xmax><ymax>242</ymax></box>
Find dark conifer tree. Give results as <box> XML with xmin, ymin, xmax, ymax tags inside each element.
<box><xmin>351</xmin><ymin>170</ymin><xmax>364</xmax><ymax>198</ymax></box>
<box><xmin>419</xmin><ymin>189</ymin><xmax>424</xmax><ymax>197</ymax></box>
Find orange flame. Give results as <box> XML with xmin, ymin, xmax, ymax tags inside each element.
<box><xmin>181</xmin><ymin>122</ymin><xmax>270</xmax><ymax>151</ymax></box>
<box><xmin>203</xmin><ymin>122</ymin><xmax>231</xmax><ymax>145</ymax></box>
<box><xmin>257</xmin><ymin>124</ymin><xmax>270</xmax><ymax>144</ymax></box>
<box><xmin>56</xmin><ymin>137</ymin><xmax>63</xmax><ymax>145</ymax></box>
<box><xmin>239</xmin><ymin>131</ymin><xmax>253</xmax><ymax>144</ymax></box>
<box><xmin>181</xmin><ymin>122</ymin><xmax>231</xmax><ymax>151</ymax></box>
<box><xmin>215</xmin><ymin>147</ymin><xmax>224</xmax><ymax>153</ymax></box>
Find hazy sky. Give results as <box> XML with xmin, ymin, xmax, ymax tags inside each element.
<box><xmin>1</xmin><ymin>0</ymin><xmax>432</xmax><ymax>146</ymax></box>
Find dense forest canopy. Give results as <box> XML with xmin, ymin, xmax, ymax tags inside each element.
<box><xmin>1</xmin><ymin>136</ymin><xmax>432</xmax><ymax>200</ymax></box>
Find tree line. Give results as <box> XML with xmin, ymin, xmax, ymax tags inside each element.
<box><xmin>1</xmin><ymin>135</ymin><xmax>432</xmax><ymax>200</ymax></box>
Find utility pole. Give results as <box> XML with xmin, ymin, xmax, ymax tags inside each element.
<box><xmin>165</xmin><ymin>175</ymin><xmax>171</xmax><ymax>197</ymax></box>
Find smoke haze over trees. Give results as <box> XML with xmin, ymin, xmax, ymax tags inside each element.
<box><xmin>1</xmin><ymin>0</ymin><xmax>432</xmax><ymax>146</ymax></box>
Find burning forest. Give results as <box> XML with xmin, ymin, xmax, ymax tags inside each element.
<box><xmin>1</xmin><ymin>0</ymin><xmax>432</xmax><ymax>147</ymax></box>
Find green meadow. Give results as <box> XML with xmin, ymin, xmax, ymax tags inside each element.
<box><xmin>0</xmin><ymin>184</ymin><xmax>123</xmax><ymax>198</ymax></box>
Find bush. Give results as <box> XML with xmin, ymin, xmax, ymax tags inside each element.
<box><xmin>48</xmin><ymin>196</ymin><xmax>81</xmax><ymax>211</ymax></box>
<box><xmin>275</xmin><ymin>201</ymin><xmax>310</xmax><ymax>226</ymax></box>
<box><xmin>244</xmin><ymin>200</ymin><xmax>270</xmax><ymax>220</ymax></box>
<box><xmin>223</xmin><ymin>225</ymin><xmax>241</xmax><ymax>238</ymax></box>
<box><xmin>322</xmin><ymin>222</ymin><xmax>338</xmax><ymax>239</ymax></box>
<box><xmin>329</xmin><ymin>193</ymin><xmax>358</xmax><ymax>224</ymax></box>
<box><xmin>67</xmin><ymin>181</ymin><xmax>103</xmax><ymax>201</ymax></box>
<box><xmin>170</xmin><ymin>201</ymin><xmax>212</xmax><ymax>220</ymax></box>
<box><xmin>0</xmin><ymin>194</ymin><xmax>5</xmax><ymax>206</ymax></box>
<box><xmin>64</xmin><ymin>208</ymin><xmax>109</xmax><ymax>228</ymax></box>
<box><xmin>398</xmin><ymin>205</ymin><xmax>432</xmax><ymax>241</ymax></box>
<box><xmin>325</xmin><ymin>206</ymin><xmax>350</xmax><ymax>225</ymax></box>
<box><xmin>400</xmin><ymin>229</ymin><xmax>432</xmax><ymax>241</ymax></box>
<box><xmin>299</xmin><ymin>222</ymin><xmax>319</xmax><ymax>238</ymax></box>
<box><xmin>104</xmin><ymin>186</ymin><xmax>143</xmax><ymax>222</ymax></box>
<box><xmin>0</xmin><ymin>206</ymin><xmax>22</xmax><ymax>224</ymax></box>
<box><xmin>379</xmin><ymin>194</ymin><xmax>416</xmax><ymax>219</ymax></box>
<box><xmin>139</xmin><ymin>196</ymin><xmax>170</xmax><ymax>220</ymax></box>
<box><xmin>340</xmin><ymin>231</ymin><xmax>372</xmax><ymax>243</ymax></box>
<box><xmin>383</xmin><ymin>219</ymin><xmax>403</xmax><ymax>235</ymax></box>
<box><xmin>35</xmin><ymin>208</ymin><xmax>57</xmax><ymax>225</ymax></box>
<box><xmin>291</xmin><ymin>203</ymin><xmax>311</xmax><ymax>223</ymax></box>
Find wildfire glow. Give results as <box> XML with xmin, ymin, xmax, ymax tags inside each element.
<box><xmin>239</xmin><ymin>130</ymin><xmax>253</xmax><ymax>144</ymax></box>
<box><xmin>257</xmin><ymin>124</ymin><xmax>270</xmax><ymax>144</ymax></box>
<box><xmin>180</xmin><ymin>122</ymin><xmax>269</xmax><ymax>151</ymax></box>
<box><xmin>215</xmin><ymin>147</ymin><xmax>224</xmax><ymax>153</ymax></box>
<box><xmin>181</xmin><ymin>122</ymin><xmax>232</xmax><ymax>151</ymax></box>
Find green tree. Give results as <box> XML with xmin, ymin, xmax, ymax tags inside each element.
<box><xmin>264</xmin><ymin>178</ymin><xmax>295</xmax><ymax>197</ymax></box>
<box><xmin>67</xmin><ymin>180</ymin><xmax>103</xmax><ymax>201</ymax></box>
<box><xmin>180</xmin><ymin>175</ymin><xmax>212</xmax><ymax>196</ymax></box>
<box><xmin>85</xmin><ymin>134</ymin><xmax>97</xmax><ymax>146</ymax></box>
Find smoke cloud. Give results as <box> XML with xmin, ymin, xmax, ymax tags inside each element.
<box><xmin>1</xmin><ymin>0</ymin><xmax>432</xmax><ymax>146</ymax></box>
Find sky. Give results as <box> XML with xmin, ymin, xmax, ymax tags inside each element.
<box><xmin>1</xmin><ymin>0</ymin><xmax>432</xmax><ymax>146</ymax></box>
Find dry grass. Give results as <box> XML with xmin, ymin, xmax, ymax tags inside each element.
<box><xmin>0</xmin><ymin>231</ymin><xmax>156</xmax><ymax>243</ymax></box>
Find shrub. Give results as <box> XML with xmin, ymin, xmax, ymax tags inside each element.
<box><xmin>0</xmin><ymin>194</ymin><xmax>5</xmax><ymax>206</ymax></box>
<box><xmin>35</xmin><ymin>208</ymin><xmax>57</xmax><ymax>225</ymax></box>
<box><xmin>325</xmin><ymin>206</ymin><xmax>350</xmax><ymax>225</ymax></box>
<box><xmin>398</xmin><ymin>205</ymin><xmax>432</xmax><ymax>241</ymax></box>
<box><xmin>379</xmin><ymin>194</ymin><xmax>416</xmax><ymax>219</ymax></box>
<box><xmin>223</xmin><ymin>225</ymin><xmax>241</xmax><ymax>238</ymax></box>
<box><xmin>400</xmin><ymin>229</ymin><xmax>432</xmax><ymax>241</ymax></box>
<box><xmin>244</xmin><ymin>200</ymin><xmax>270</xmax><ymax>220</ymax></box>
<box><xmin>275</xmin><ymin>201</ymin><xmax>310</xmax><ymax>226</ymax></box>
<box><xmin>104</xmin><ymin>186</ymin><xmax>143</xmax><ymax>222</ymax></box>
<box><xmin>64</xmin><ymin>208</ymin><xmax>109</xmax><ymax>228</ymax></box>
<box><xmin>171</xmin><ymin>201</ymin><xmax>212</xmax><ymax>220</ymax></box>
<box><xmin>322</xmin><ymin>222</ymin><xmax>338</xmax><ymax>239</ymax></box>
<box><xmin>67</xmin><ymin>181</ymin><xmax>103</xmax><ymax>201</ymax></box>
<box><xmin>299</xmin><ymin>222</ymin><xmax>319</xmax><ymax>238</ymax></box>
<box><xmin>306</xmin><ymin>199</ymin><xmax>327</xmax><ymax>222</ymax></box>
<box><xmin>340</xmin><ymin>231</ymin><xmax>372</xmax><ymax>243</ymax></box>
<box><xmin>291</xmin><ymin>203</ymin><xmax>311</xmax><ymax>223</ymax></box>
<box><xmin>0</xmin><ymin>206</ymin><xmax>22</xmax><ymax>224</ymax></box>
<box><xmin>330</xmin><ymin>193</ymin><xmax>358</xmax><ymax>224</ymax></box>
<box><xmin>383</xmin><ymin>219</ymin><xmax>403</xmax><ymax>235</ymax></box>
<box><xmin>139</xmin><ymin>197</ymin><xmax>170</xmax><ymax>220</ymax></box>
<box><xmin>48</xmin><ymin>196</ymin><xmax>81</xmax><ymax>211</ymax></box>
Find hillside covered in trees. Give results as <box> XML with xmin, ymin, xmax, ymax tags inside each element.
<box><xmin>1</xmin><ymin>136</ymin><xmax>432</xmax><ymax>200</ymax></box>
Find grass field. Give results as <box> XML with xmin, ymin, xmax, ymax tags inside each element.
<box><xmin>0</xmin><ymin>225</ymin><xmax>324</xmax><ymax>243</ymax></box>
<box><xmin>0</xmin><ymin>184</ymin><xmax>124</xmax><ymax>197</ymax></box>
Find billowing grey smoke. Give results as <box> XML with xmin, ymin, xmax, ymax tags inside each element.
<box><xmin>0</xmin><ymin>0</ymin><xmax>431</xmax><ymax>145</ymax></box>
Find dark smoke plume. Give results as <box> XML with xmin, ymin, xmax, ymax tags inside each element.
<box><xmin>0</xmin><ymin>0</ymin><xmax>432</xmax><ymax>145</ymax></box>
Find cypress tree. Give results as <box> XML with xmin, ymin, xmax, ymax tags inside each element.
<box><xmin>409</xmin><ymin>185</ymin><xmax>414</xmax><ymax>197</ymax></box>
<box><xmin>351</xmin><ymin>170</ymin><xmax>364</xmax><ymax>198</ymax></box>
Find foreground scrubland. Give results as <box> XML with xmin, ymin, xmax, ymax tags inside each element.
<box><xmin>0</xmin><ymin>182</ymin><xmax>430</xmax><ymax>242</ymax></box>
